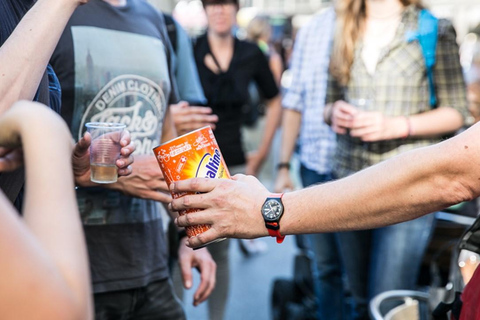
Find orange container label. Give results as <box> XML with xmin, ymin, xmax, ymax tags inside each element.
<box><xmin>153</xmin><ymin>126</ymin><xmax>230</xmax><ymax>238</ymax></box>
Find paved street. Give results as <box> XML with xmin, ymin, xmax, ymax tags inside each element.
<box><xmin>183</xmin><ymin>236</ymin><xmax>299</xmax><ymax>320</ymax></box>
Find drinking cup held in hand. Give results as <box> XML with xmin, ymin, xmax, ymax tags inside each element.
<box><xmin>85</xmin><ymin>122</ymin><xmax>126</xmax><ymax>184</ymax></box>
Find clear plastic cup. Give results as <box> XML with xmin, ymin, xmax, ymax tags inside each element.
<box><xmin>85</xmin><ymin>122</ymin><xmax>126</xmax><ymax>184</ymax></box>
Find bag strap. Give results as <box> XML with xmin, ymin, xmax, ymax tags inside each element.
<box><xmin>406</xmin><ymin>9</ymin><xmax>438</xmax><ymax>107</ymax></box>
<box><xmin>163</xmin><ymin>13</ymin><xmax>178</xmax><ymax>55</ymax></box>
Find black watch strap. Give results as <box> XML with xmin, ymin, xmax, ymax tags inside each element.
<box><xmin>276</xmin><ymin>162</ymin><xmax>290</xmax><ymax>170</ymax></box>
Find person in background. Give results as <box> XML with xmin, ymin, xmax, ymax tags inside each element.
<box><xmin>193</xmin><ymin>0</ymin><xmax>282</xmax><ymax>318</ymax></box>
<box><xmin>323</xmin><ymin>0</ymin><xmax>470</xmax><ymax>317</ymax></box>
<box><xmin>50</xmin><ymin>0</ymin><xmax>216</xmax><ymax>319</ymax></box>
<box><xmin>273</xmin><ymin>6</ymin><xmax>346</xmax><ymax>320</ymax></box>
<box><xmin>164</xmin><ymin>12</ymin><xmax>219</xmax><ymax>136</ymax></box>
<box><xmin>0</xmin><ymin>102</ymin><xmax>92</xmax><ymax>320</ymax></box>
<box><xmin>0</xmin><ymin>0</ymin><xmax>135</xmax><ymax>208</ymax></box>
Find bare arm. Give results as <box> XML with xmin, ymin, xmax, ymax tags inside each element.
<box><xmin>170</xmin><ymin>122</ymin><xmax>480</xmax><ymax>248</ymax></box>
<box><xmin>274</xmin><ymin>108</ymin><xmax>301</xmax><ymax>192</ymax></box>
<box><xmin>0</xmin><ymin>0</ymin><xmax>86</xmax><ymax>114</ymax></box>
<box><xmin>246</xmin><ymin>94</ymin><xmax>282</xmax><ymax>176</ymax></box>
<box><xmin>328</xmin><ymin>101</ymin><xmax>464</xmax><ymax>141</ymax></box>
<box><xmin>0</xmin><ymin>101</ymin><xmax>92</xmax><ymax>319</ymax></box>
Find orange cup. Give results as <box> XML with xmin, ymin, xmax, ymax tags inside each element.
<box><xmin>153</xmin><ymin>126</ymin><xmax>230</xmax><ymax>246</ymax></box>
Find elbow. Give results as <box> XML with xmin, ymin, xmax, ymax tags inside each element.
<box><xmin>442</xmin><ymin>178</ymin><xmax>477</xmax><ymax>208</ymax></box>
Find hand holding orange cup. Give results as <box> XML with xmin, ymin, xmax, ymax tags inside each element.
<box><xmin>153</xmin><ymin>126</ymin><xmax>230</xmax><ymax>247</ymax></box>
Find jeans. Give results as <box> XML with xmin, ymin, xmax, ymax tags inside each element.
<box><xmin>338</xmin><ymin>213</ymin><xmax>436</xmax><ymax>319</ymax></box>
<box><xmin>300</xmin><ymin>165</ymin><xmax>345</xmax><ymax>320</ymax></box>
<box><xmin>94</xmin><ymin>278</ymin><xmax>186</xmax><ymax>320</ymax></box>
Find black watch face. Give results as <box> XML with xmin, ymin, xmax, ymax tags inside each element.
<box><xmin>262</xmin><ymin>199</ymin><xmax>284</xmax><ymax>221</ymax></box>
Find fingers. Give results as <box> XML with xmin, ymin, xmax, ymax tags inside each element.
<box><xmin>117</xmin><ymin>154</ymin><xmax>134</xmax><ymax>168</ymax></box>
<box><xmin>74</xmin><ymin>132</ymin><xmax>91</xmax><ymax>157</ymax></box>
<box><xmin>170</xmin><ymin>177</ymin><xmax>220</xmax><ymax>194</ymax></box>
<box><xmin>117</xmin><ymin>165</ymin><xmax>132</xmax><ymax>176</ymax></box>
<box><xmin>332</xmin><ymin>101</ymin><xmax>358</xmax><ymax>131</ymax></box>
<box><xmin>120</xmin><ymin>129</ymin><xmax>131</xmax><ymax>146</ymax></box>
<box><xmin>174</xmin><ymin>211</ymin><xmax>214</xmax><ymax>230</ymax></box>
<box><xmin>193</xmin><ymin>254</ymin><xmax>216</xmax><ymax>305</ymax></box>
<box><xmin>177</xmin><ymin>227</ymin><xmax>220</xmax><ymax>249</ymax></box>
<box><xmin>179</xmin><ymin>254</ymin><xmax>193</xmax><ymax>290</ymax></box>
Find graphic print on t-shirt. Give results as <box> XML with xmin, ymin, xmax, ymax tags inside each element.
<box><xmin>72</xmin><ymin>27</ymin><xmax>169</xmax><ymax>155</ymax></box>
<box><xmin>71</xmin><ymin>27</ymin><xmax>170</xmax><ymax>225</ymax></box>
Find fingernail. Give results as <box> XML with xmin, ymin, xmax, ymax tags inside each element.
<box><xmin>169</xmin><ymin>183</ymin><xmax>175</xmax><ymax>191</ymax></box>
<box><xmin>186</xmin><ymin>280</ymin><xmax>192</xmax><ymax>288</ymax></box>
<box><xmin>121</xmin><ymin>140</ymin><xmax>127</xmax><ymax>145</ymax></box>
<box><xmin>118</xmin><ymin>161</ymin><xmax>124</xmax><ymax>167</ymax></box>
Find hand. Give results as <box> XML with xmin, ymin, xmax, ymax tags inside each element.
<box><xmin>177</xmin><ymin>238</ymin><xmax>216</xmax><ymax>306</ymax></box>
<box><xmin>170</xmin><ymin>101</ymin><xmax>218</xmax><ymax>136</ymax></box>
<box><xmin>113</xmin><ymin>154</ymin><xmax>172</xmax><ymax>203</ymax></box>
<box><xmin>0</xmin><ymin>148</ymin><xmax>23</xmax><ymax>172</ymax></box>
<box><xmin>350</xmin><ymin>112</ymin><xmax>408</xmax><ymax>142</ymax></box>
<box><xmin>245</xmin><ymin>151</ymin><xmax>265</xmax><ymax>176</ymax></box>
<box><xmin>274</xmin><ymin>168</ymin><xmax>294</xmax><ymax>193</ymax></box>
<box><xmin>330</xmin><ymin>100</ymin><xmax>358</xmax><ymax>134</ymax></box>
<box><xmin>170</xmin><ymin>174</ymin><xmax>270</xmax><ymax>248</ymax></box>
<box><xmin>72</xmin><ymin>130</ymin><xmax>135</xmax><ymax>187</ymax></box>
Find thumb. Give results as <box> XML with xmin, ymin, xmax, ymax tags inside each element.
<box><xmin>180</xmin><ymin>256</ymin><xmax>193</xmax><ymax>289</ymax></box>
<box><xmin>74</xmin><ymin>132</ymin><xmax>91</xmax><ymax>157</ymax></box>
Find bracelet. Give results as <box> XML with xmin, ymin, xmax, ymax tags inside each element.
<box><xmin>402</xmin><ymin>116</ymin><xmax>412</xmax><ymax>139</ymax></box>
<box><xmin>276</xmin><ymin>162</ymin><xmax>291</xmax><ymax>171</ymax></box>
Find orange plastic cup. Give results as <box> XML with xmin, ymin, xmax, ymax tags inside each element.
<box><xmin>153</xmin><ymin>126</ymin><xmax>230</xmax><ymax>246</ymax></box>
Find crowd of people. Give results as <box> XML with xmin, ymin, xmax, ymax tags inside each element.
<box><xmin>1</xmin><ymin>0</ymin><xmax>480</xmax><ymax>319</ymax></box>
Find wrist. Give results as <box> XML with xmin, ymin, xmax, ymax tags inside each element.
<box><xmin>276</xmin><ymin>162</ymin><xmax>290</xmax><ymax>171</ymax></box>
<box><xmin>399</xmin><ymin>116</ymin><xmax>412</xmax><ymax>139</ymax></box>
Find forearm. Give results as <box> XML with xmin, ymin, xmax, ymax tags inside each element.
<box><xmin>0</xmin><ymin>103</ymin><xmax>92</xmax><ymax>318</ymax></box>
<box><xmin>279</xmin><ymin>109</ymin><xmax>301</xmax><ymax>163</ymax></box>
<box><xmin>408</xmin><ymin>107</ymin><xmax>464</xmax><ymax>137</ymax></box>
<box><xmin>0</xmin><ymin>0</ymin><xmax>78</xmax><ymax>113</ymax></box>
<box><xmin>257</xmin><ymin>95</ymin><xmax>282</xmax><ymax>156</ymax></box>
<box><xmin>281</xmin><ymin>130</ymin><xmax>478</xmax><ymax>235</ymax></box>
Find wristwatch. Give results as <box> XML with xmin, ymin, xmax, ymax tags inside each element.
<box><xmin>261</xmin><ymin>193</ymin><xmax>285</xmax><ymax>244</ymax></box>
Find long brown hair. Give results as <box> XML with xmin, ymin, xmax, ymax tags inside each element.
<box><xmin>330</xmin><ymin>0</ymin><xmax>423</xmax><ymax>86</ymax></box>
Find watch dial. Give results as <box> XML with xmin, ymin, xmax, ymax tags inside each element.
<box><xmin>263</xmin><ymin>199</ymin><xmax>283</xmax><ymax>220</ymax></box>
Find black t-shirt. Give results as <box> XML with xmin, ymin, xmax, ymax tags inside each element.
<box><xmin>194</xmin><ymin>34</ymin><xmax>279</xmax><ymax>166</ymax></box>
<box><xmin>50</xmin><ymin>0</ymin><xmax>177</xmax><ymax>293</ymax></box>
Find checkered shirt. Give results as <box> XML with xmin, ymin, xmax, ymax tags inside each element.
<box><xmin>282</xmin><ymin>7</ymin><xmax>336</xmax><ymax>175</ymax></box>
<box><xmin>326</xmin><ymin>5</ymin><xmax>470</xmax><ymax>178</ymax></box>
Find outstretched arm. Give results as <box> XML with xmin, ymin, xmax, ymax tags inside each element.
<box><xmin>0</xmin><ymin>0</ymin><xmax>87</xmax><ymax>114</ymax></box>
<box><xmin>171</xmin><ymin>122</ymin><xmax>480</xmax><ymax>248</ymax></box>
<box><xmin>0</xmin><ymin>101</ymin><xmax>92</xmax><ymax>319</ymax></box>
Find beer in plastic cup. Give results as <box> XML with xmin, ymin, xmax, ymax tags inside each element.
<box><xmin>85</xmin><ymin>122</ymin><xmax>126</xmax><ymax>184</ymax></box>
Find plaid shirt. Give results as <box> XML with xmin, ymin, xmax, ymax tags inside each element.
<box><xmin>326</xmin><ymin>5</ymin><xmax>470</xmax><ymax>178</ymax></box>
<box><xmin>282</xmin><ymin>8</ymin><xmax>336</xmax><ymax>174</ymax></box>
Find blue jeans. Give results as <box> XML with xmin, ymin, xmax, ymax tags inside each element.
<box><xmin>337</xmin><ymin>213</ymin><xmax>436</xmax><ymax>319</ymax></box>
<box><xmin>300</xmin><ymin>165</ymin><xmax>345</xmax><ymax>320</ymax></box>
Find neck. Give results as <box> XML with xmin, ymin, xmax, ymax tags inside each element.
<box><xmin>207</xmin><ymin>30</ymin><xmax>234</xmax><ymax>49</ymax></box>
<box><xmin>103</xmin><ymin>0</ymin><xmax>127</xmax><ymax>7</ymax></box>
<box><xmin>366</xmin><ymin>0</ymin><xmax>405</xmax><ymax>19</ymax></box>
